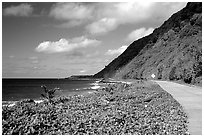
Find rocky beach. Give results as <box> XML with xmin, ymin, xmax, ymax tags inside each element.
<box><xmin>2</xmin><ymin>80</ymin><xmax>189</xmax><ymax>135</ymax></box>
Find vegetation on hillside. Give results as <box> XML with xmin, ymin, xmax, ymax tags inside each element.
<box><xmin>117</xmin><ymin>12</ymin><xmax>202</xmax><ymax>85</ymax></box>
<box><xmin>94</xmin><ymin>2</ymin><xmax>202</xmax><ymax>85</ymax></box>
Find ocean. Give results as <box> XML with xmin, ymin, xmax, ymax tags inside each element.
<box><xmin>2</xmin><ymin>78</ymin><xmax>100</xmax><ymax>103</ymax></box>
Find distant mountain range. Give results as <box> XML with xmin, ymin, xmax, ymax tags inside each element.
<box><xmin>94</xmin><ymin>2</ymin><xmax>202</xmax><ymax>85</ymax></box>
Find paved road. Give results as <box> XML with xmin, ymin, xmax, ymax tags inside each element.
<box><xmin>154</xmin><ymin>81</ymin><xmax>202</xmax><ymax>135</ymax></box>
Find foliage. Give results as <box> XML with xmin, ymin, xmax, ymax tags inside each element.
<box><xmin>157</xmin><ymin>65</ymin><xmax>163</xmax><ymax>79</ymax></box>
<box><xmin>2</xmin><ymin>82</ymin><xmax>189</xmax><ymax>135</ymax></box>
<box><xmin>169</xmin><ymin>67</ymin><xmax>177</xmax><ymax>80</ymax></box>
<box><xmin>41</xmin><ymin>85</ymin><xmax>60</xmax><ymax>103</ymax></box>
<box><xmin>93</xmin><ymin>3</ymin><xmax>202</xmax><ymax>85</ymax></box>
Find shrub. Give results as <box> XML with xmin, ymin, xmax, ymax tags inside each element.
<box><xmin>41</xmin><ymin>85</ymin><xmax>60</xmax><ymax>103</ymax></box>
<box><xmin>157</xmin><ymin>66</ymin><xmax>163</xmax><ymax>79</ymax></box>
<box><xmin>183</xmin><ymin>69</ymin><xmax>193</xmax><ymax>84</ymax></box>
<box><xmin>169</xmin><ymin>67</ymin><xmax>177</xmax><ymax>80</ymax></box>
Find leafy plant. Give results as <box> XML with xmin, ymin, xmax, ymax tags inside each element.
<box><xmin>41</xmin><ymin>85</ymin><xmax>60</xmax><ymax>103</ymax></box>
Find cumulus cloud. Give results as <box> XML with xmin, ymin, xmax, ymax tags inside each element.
<box><xmin>105</xmin><ymin>45</ymin><xmax>128</xmax><ymax>56</ymax></box>
<box><xmin>85</xmin><ymin>2</ymin><xmax>153</xmax><ymax>35</ymax></box>
<box><xmin>49</xmin><ymin>2</ymin><xmax>186</xmax><ymax>34</ymax></box>
<box><xmin>35</xmin><ymin>36</ymin><xmax>101</xmax><ymax>53</ymax></box>
<box><xmin>50</xmin><ymin>3</ymin><xmax>93</xmax><ymax>20</ymax></box>
<box><xmin>86</xmin><ymin>2</ymin><xmax>186</xmax><ymax>35</ymax></box>
<box><xmin>126</xmin><ymin>27</ymin><xmax>154</xmax><ymax>42</ymax></box>
<box><xmin>86</xmin><ymin>18</ymin><xmax>118</xmax><ymax>35</ymax></box>
<box><xmin>3</xmin><ymin>3</ymin><xmax>33</xmax><ymax>16</ymax></box>
<box><xmin>50</xmin><ymin>3</ymin><xmax>94</xmax><ymax>27</ymax></box>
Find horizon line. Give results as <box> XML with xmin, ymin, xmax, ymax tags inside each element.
<box><xmin>2</xmin><ymin>77</ymin><xmax>67</xmax><ymax>79</ymax></box>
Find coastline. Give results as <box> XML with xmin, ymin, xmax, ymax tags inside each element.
<box><xmin>2</xmin><ymin>78</ymin><xmax>102</xmax><ymax>106</ymax></box>
<box><xmin>2</xmin><ymin>100</ymin><xmax>44</xmax><ymax>107</ymax></box>
<box><xmin>2</xmin><ymin>79</ymin><xmax>104</xmax><ymax>108</ymax></box>
<box><xmin>2</xmin><ymin>80</ymin><xmax>189</xmax><ymax>135</ymax></box>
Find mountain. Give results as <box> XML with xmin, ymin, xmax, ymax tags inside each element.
<box><xmin>94</xmin><ymin>2</ymin><xmax>202</xmax><ymax>85</ymax></box>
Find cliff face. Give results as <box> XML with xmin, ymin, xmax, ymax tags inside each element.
<box><xmin>94</xmin><ymin>2</ymin><xmax>202</xmax><ymax>84</ymax></box>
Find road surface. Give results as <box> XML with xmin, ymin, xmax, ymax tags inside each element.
<box><xmin>154</xmin><ymin>81</ymin><xmax>202</xmax><ymax>135</ymax></box>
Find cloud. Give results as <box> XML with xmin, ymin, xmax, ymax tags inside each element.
<box><xmin>48</xmin><ymin>2</ymin><xmax>186</xmax><ymax>34</ymax></box>
<box><xmin>105</xmin><ymin>45</ymin><xmax>128</xmax><ymax>56</ymax></box>
<box><xmin>85</xmin><ymin>2</ymin><xmax>186</xmax><ymax>35</ymax></box>
<box><xmin>126</xmin><ymin>27</ymin><xmax>154</xmax><ymax>42</ymax></box>
<box><xmin>35</xmin><ymin>36</ymin><xmax>101</xmax><ymax>53</ymax></box>
<box><xmin>79</xmin><ymin>70</ymin><xmax>86</xmax><ymax>73</ymax></box>
<box><xmin>86</xmin><ymin>18</ymin><xmax>118</xmax><ymax>35</ymax></box>
<box><xmin>54</xmin><ymin>20</ymin><xmax>83</xmax><ymax>28</ymax></box>
<box><xmin>3</xmin><ymin>3</ymin><xmax>33</xmax><ymax>16</ymax></box>
<box><xmin>85</xmin><ymin>2</ymin><xmax>153</xmax><ymax>35</ymax></box>
<box><xmin>50</xmin><ymin>3</ymin><xmax>94</xmax><ymax>27</ymax></box>
<box><xmin>50</xmin><ymin>3</ymin><xmax>93</xmax><ymax>20</ymax></box>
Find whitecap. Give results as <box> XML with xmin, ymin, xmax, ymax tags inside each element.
<box><xmin>34</xmin><ymin>100</ymin><xmax>44</xmax><ymax>104</ymax></box>
<box><xmin>8</xmin><ymin>103</ymin><xmax>16</xmax><ymax>107</ymax></box>
<box><xmin>91</xmin><ymin>85</ymin><xmax>100</xmax><ymax>90</ymax></box>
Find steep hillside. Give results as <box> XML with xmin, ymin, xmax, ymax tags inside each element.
<box><xmin>94</xmin><ymin>2</ymin><xmax>202</xmax><ymax>85</ymax></box>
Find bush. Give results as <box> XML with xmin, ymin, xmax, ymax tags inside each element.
<box><xmin>169</xmin><ymin>67</ymin><xmax>177</xmax><ymax>80</ymax></box>
<box><xmin>194</xmin><ymin>76</ymin><xmax>202</xmax><ymax>85</ymax></box>
<box><xmin>157</xmin><ymin>66</ymin><xmax>163</xmax><ymax>79</ymax></box>
<box><xmin>41</xmin><ymin>85</ymin><xmax>60</xmax><ymax>103</ymax></box>
<box><xmin>183</xmin><ymin>69</ymin><xmax>193</xmax><ymax>84</ymax></box>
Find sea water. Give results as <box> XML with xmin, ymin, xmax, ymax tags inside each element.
<box><xmin>2</xmin><ymin>78</ymin><xmax>100</xmax><ymax>105</ymax></box>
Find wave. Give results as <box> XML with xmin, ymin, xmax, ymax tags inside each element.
<box><xmin>90</xmin><ymin>85</ymin><xmax>100</xmax><ymax>89</ymax></box>
<box><xmin>34</xmin><ymin>100</ymin><xmax>44</xmax><ymax>104</ymax></box>
<box><xmin>88</xmin><ymin>91</ymin><xmax>97</xmax><ymax>94</ymax></box>
<box><xmin>79</xmin><ymin>86</ymin><xmax>100</xmax><ymax>90</ymax></box>
<box><xmin>2</xmin><ymin>99</ymin><xmax>44</xmax><ymax>107</ymax></box>
<box><xmin>81</xmin><ymin>86</ymin><xmax>100</xmax><ymax>90</ymax></box>
<box><xmin>65</xmin><ymin>80</ymin><xmax>103</xmax><ymax>92</ymax></box>
<box><xmin>2</xmin><ymin>101</ymin><xmax>17</xmax><ymax>107</ymax></box>
<box><xmin>89</xmin><ymin>80</ymin><xmax>101</xmax><ymax>89</ymax></box>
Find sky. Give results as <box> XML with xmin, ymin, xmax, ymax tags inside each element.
<box><xmin>2</xmin><ymin>2</ymin><xmax>187</xmax><ymax>78</ymax></box>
